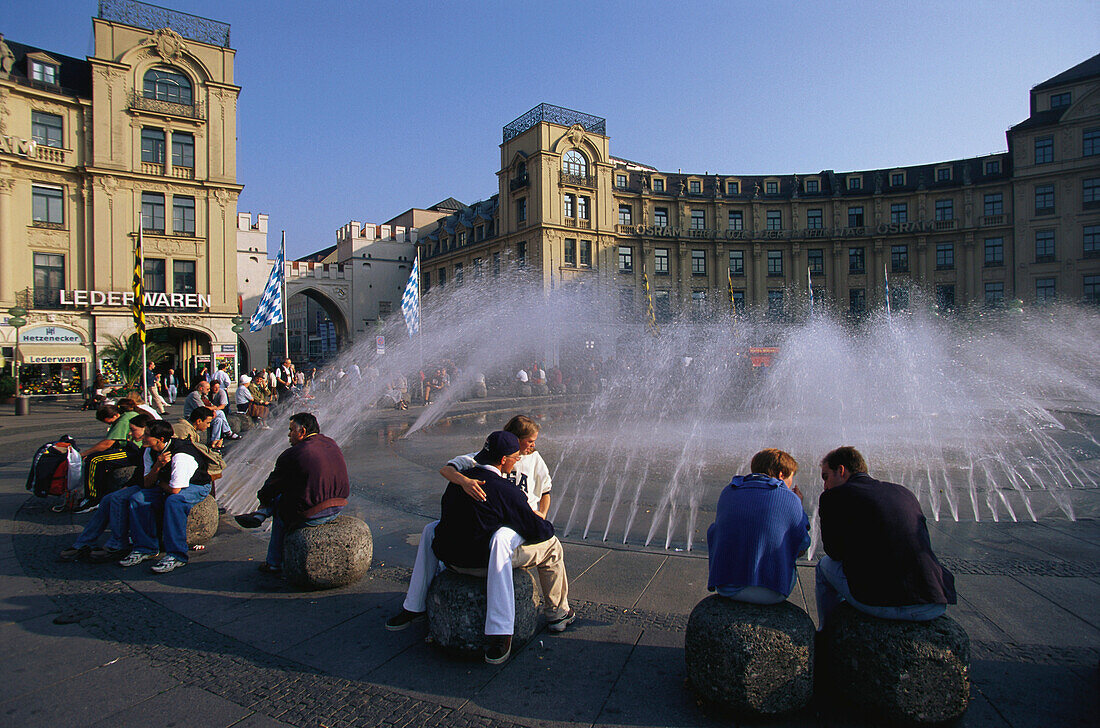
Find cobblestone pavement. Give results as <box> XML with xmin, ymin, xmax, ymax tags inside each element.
<box><xmin>1</xmin><ymin>401</ymin><xmax>1098</xmax><ymax>727</ymax></box>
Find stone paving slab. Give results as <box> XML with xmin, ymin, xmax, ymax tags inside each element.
<box><xmin>88</xmin><ymin>685</ymin><xmax>251</xmax><ymax>728</ymax></box>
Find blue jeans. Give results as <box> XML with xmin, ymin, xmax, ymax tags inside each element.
<box><xmin>73</xmin><ymin>484</ymin><xmax>141</xmax><ymax>551</ymax></box>
<box><xmin>211</xmin><ymin>410</ymin><xmax>233</xmax><ymax>441</ymax></box>
<box><xmin>265</xmin><ymin>508</ymin><xmax>341</xmax><ymax>567</ymax></box>
<box><xmin>815</xmin><ymin>555</ymin><xmax>946</xmax><ymax>631</ymax></box>
<box><xmin>129</xmin><ymin>483</ymin><xmax>212</xmax><ymax>560</ymax></box>
<box><xmin>166</xmin><ymin>385</ymin><xmax>177</xmax><ymax>403</ymax></box>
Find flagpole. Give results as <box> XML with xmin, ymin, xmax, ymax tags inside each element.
<box><xmin>138</xmin><ymin>224</ymin><xmax>148</xmax><ymax>403</ymax></box>
<box><xmin>884</xmin><ymin>262</ymin><xmax>892</xmax><ymax>318</ymax></box>
<box><xmin>281</xmin><ymin>231</ymin><xmax>289</xmax><ymax>361</ymax></box>
<box><xmin>807</xmin><ymin>265</ymin><xmax>814</xmax><ymax>316</ymax></box>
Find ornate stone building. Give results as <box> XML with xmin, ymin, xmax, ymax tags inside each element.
<box><xmin>0</xmin><ymin>2</ymin><xmax>241</xmax><ymax>393</ymax></box>
<box><xmin>420</xmin><ymin>54</ymin><xmax>1100</xmax><ymax>326</ymax></box>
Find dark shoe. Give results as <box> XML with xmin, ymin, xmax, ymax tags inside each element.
<box><xmin>547</xmin><ymin>608</ymin><xmax>576</xmax><ymax>633</ymax></box>
<box><xmin>385</xmin><ymin>609</ymin><xmax>426</xmax><ymax>631</ymax></box>
<box><xmin>484</xmin><ymin>635</ymin><xmax>512</xmax><ymax>664</ymax></box>
<box><xmin>71</xmin><ymin>499</ymin><xmax>99</xmax><ymax>514</ymax></box>
<box><xmin>58</xmin><ymin>545</ymin><xmax>92</xmax><ymax>562</ymax></box>
<box><xmin>89</xmin><ymin>547</ymin><xmax>130</xmax><ymax>564</ymax></box>
<box><xmin>257</xmin><ymin>562</ymin><xmax>282</xmax><ymax>574</ymax></box>
<box><xmin>235</xmin><ymin>512</ymin><xmax>268</xmax><ymax>528</ymax></box>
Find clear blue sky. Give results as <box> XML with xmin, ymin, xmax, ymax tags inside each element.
<box><xmin>5</xmin><ymin>1</ymin><xmax>1099</xmax><ymax>258</ymax></box>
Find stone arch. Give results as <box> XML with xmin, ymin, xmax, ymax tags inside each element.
<box><xmin>550</xmin><ymin>125</ymin><xmax>605</xmax><ymax>165</ymax></box>
<box><xmin>286</xmin><ymin>285</ymin><xmax>352</xmax><ymax>357</ymax></box>
<box><xmin>120</xmin><ymin>39</ymin><xmax>214</xmax><ymax>94</ymax></box>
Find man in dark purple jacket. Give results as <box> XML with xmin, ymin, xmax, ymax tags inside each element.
<box><xmin>235</xmin><ymin>412</ymin><xmax>350</xmax><ymax>574</ymax></box>
<box><xmin>816</xmin><ymin>446</ymin><xmax>956</xmax><ymax>630</ymax></box>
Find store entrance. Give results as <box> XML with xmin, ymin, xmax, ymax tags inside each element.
<box><xmin>146</xmin><ymin>327</ymin><xmax>211</xmax><ymax>390</ymax></box>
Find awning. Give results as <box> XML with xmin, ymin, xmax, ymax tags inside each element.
<box><xmin>16</xmin><ymin>345</ymin><xmax>90</xmax><ymax>364</ymax></box>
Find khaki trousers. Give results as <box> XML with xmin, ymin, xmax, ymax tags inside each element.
<box><xmin>451</xmin><ymin>534</ymin><xmax>570</xmax><ymax>626</ymax></box>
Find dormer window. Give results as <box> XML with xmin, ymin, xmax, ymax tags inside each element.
<box><xmin>27</xmin><ymin>53</ymin><xmax>61</xmax><ymax>85</ymax></box>
<box><xmin>143</xmin><ymin>67</ymin><xmax>193</xmax><ymax>106</ymax></box>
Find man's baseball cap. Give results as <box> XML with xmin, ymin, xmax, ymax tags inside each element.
<box><xmin>474</xmin><ymin>431</ymin><xmax>522</xmax><ymax>465</ymax></box>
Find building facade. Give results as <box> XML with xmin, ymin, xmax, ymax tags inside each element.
<box><xmin>420</xmin><ymin>55</ymin><xmax>1100</xmax><ymax>323</ymax></box>
<box><xmin>0</xmin><ymin>2</ymin><xmax>241</xmax><ymax>394</ymax></box>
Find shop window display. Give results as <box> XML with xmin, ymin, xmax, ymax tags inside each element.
<box><xmin>17</xmin><ymin>363</ymin><xmax>84</xmax><ymax>395</ymax></box>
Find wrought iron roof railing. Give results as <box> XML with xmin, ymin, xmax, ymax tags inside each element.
<box><xmin>98</xmin><ymin>0</ymin><xmax>231</xmax><ymax>48</ymax></box>
<box><xmin>503</xmin><ymin>103</ymin><xmax>606</xmax><ymax>142</ymax></box>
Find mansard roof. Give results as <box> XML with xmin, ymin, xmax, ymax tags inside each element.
<box><xmin>4</xmin><ymin>39</ymin><xmax>92</xmax><ymax>98</ymax></box>
<box><xmin>1034</xmin><ymin>52</ymin><xmax>1100</xmax><ymax>91</ymax></box>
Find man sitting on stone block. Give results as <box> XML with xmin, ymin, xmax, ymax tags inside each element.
<box><xmin>707</xmin><ymin>448</ymin><xmax>809</xmax><ymax>604</ymax></box>
<box><xmin>387</xmin><ymin>430</ymin><xmax>574</xmax><ymax>664</ymax></box>
<box><xmin>173</xmin><ymin>406</ymin><xmax>226</xmax><ymax>480</ymax></box>
<box><xmin>816</xmin><ymin>446</ymin><xmax>956</xmax><ymax>630</ymax></box>
<box><xmin>234</xmin><ymin>413</ymin><xmax>350</xmax><ymax>575</ymax></box>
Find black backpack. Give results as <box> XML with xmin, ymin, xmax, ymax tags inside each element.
<box><xmin>27</xmin><ymin>436</ymin><xmax>78</xmax><ymax>498</ymax></box>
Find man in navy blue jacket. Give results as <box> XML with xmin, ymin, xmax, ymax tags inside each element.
<box><xmin>816</xmin><ymin>446</ymin><xmax>956</xmax><ymax>630</ymax></box>
<box><xmin>431</xmin><ymin>431</ymin><xmax>574</xmax><ymax>663</ymax></box>
<box><xmin>707</xmin><ymin>448</ymin><xmax>809</xmax><ymax>604</ymax></box>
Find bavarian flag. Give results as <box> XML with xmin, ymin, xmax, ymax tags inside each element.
<box><xmin>132</xmin><ymin>228</ymin><xmax>146</xmax><ymax>344</ymax></box>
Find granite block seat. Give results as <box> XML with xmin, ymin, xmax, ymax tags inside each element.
<box><xmin>685</xmin><ymin>595</ymin><xmax>814</xmax><ymax>716</ymax></box>
<box><xmin>426</xmin><ymin>568</ymin><xmax>542</xmax><ymax>656</ymax></box>
<box><xmin>472</xmin><ymin>381</ymin><xmax>488</xmax><ymax>399</ymax></box>
<box><xmin>819</xmin><ymin>603</ymin><xmax>970</xmax><ymax>725</ymax></box>
<box><xmin>283</xmin><ymin>515</ymin><xmax>373</xmax><ymax>590</ymax></box>
<box><xmin>514</xmin><ymin>383</ymin><xmax>532</xmax><ymax>397</ymax></box>
<box><xmin>226</xmin><ymin>412</ymin><xmax>251</xmax><ymax>434</ymax></box>
<box><xmin>185</xmin><ymin>494</ymin><xmax>219</xmax><ymax>546</ymax></box>
<box><xmin>532</xmin><ymin>383</ymin><xmax>550</xmax><ymax>396</ymax></box>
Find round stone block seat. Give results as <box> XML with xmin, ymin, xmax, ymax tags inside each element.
<box><xmin>532</xmin><ymin>383</ymin><xmax>550</xmax><ymax>396</ymax></box>
<box><xmin>426</xmin><ymin>568</ymin><xmax>542</xmax><ymax>655</ymax></box>
<box><xmin>185</xmin><ymin>494</ymin><xmax>219</xmax><ymax>546</ymax></box>
<box><xmin>514</xmin><ymin>383</ymin><xmax>532</xmax><ymax>397</ymax></box>
<box><xmin>685</xmin><ymin>596</ymin><xmax>814</xmax><ymax>716</ymax></box>
<box><xmin>472</xmin><ymin>382</ymin><xmax>488</xmax><ymax>398</ymax></box>
<box><xmin>819</xmin><ymin>603</ymin><xmax>970</xmax><ymax>724</ymax></box>
<box><xmin>283</xmin><ymin>515</ymin><xmax>373</xmax><ymax>590</ymax></box>
<box><xmin>226</xmin><ymin>412</ymin><xmax>252</xmax><ymax>434</ymax></box>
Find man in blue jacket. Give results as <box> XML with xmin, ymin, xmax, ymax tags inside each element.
<box><xmin>707</xmin><ymin>448</ymin><xmax>809</xmax><ymax>604</ymax></box>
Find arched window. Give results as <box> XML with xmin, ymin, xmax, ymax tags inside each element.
<box><xmin>143</xmin><ymin>67</ymin><xmax>193</xmax><ymax>106</ymax></box>
<box><xmin>562</xmin><ymin>149</ymin><xmax>587</xmax><ymax>177</ymax></box>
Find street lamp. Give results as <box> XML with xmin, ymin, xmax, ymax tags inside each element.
<box><xmin>7</xmin><ymin>305</ymin><xmax>28</xmax><ymax>415</ymax></box>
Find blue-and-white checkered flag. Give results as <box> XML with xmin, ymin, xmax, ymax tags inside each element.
<box><xmin>250</xmin><ymin>245</ymin><xmax>284</xmax><ymax>332</ymax></box>
<box><xmin>401</xmin><ymin>253</ymin><xmax>420</xmax><ymax>336</ymax></box>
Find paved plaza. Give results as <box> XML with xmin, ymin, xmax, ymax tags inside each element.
<box><xmin>0</xmin><ymin>400</ymin><xmax>1097</xmax><ymax>727</ymax></box>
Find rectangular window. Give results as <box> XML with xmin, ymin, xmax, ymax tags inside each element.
<box><xmin>454</xmin><ymin>262</ymin><xmax>463</xmax><ymax>285</ymax></box>
<box><xmin>728</xmin><ymin>250</ymin><xmax>744</xmax><ymax>276</ymax></box>
<box><xmin>140</xmin><ymin>192</ymin><xmax>164</xmax><ymax>232</ymax></box>
<box><xmin>618</xmin><ymin>204</ymin><xmax>632</xmax><ymax>226</ymax></box>
<box><xmin>618</xmin><ymin>246</ymin><xmax>633</xmax><ymax>273</ymax></box>
<box><xmin>493</xmin><ymin>253</ymin><xmax>500</xmax><ymax>277</ymax></box>
<box><xmin>689</xmin><ymin>180</ymin><xmax>701</xmax><ymax>194</ymax></box>
<box><xmin>564</xmin><ymin>238</ymin><xmax>576</xmax><ymax>266</ymax></box>
<box><xmin>891</xmin><ymin>245</ymin><xmax>909</xmax><ymax>273</ymax></box>
<box><xmin>691</xmin><ymin>249</ymin><xmax>706</xmax><ymax>276</ymax></box>
<box><xmin>517</xmin><ymin>241</ymin><xmax>527</xmax><ymax>268</ymax></box>
<box><xmin>457</xmin><ymin>231</ymin><xmax>466</xmax><ymax>247</ymax></box>
<box><xmin>691</xmin><ymin>290</ymin><xmax>707</xmax><ymax>317</ymax></box>
<box><xmin>1084</xmin><ymin>177</ymin><xmax>1100</xmax><ymax>206</ymax></box>
<box><xmin>936</xmin><ymin>243</ymin><xmax>955</xmax><ymax>270</ymax></box>
<box><xmin>984</xmin><ymin>193</ymin><xmax>1003</xmax><ymax>216</ymax></box>
<box><xmin>766</xmin><ymin>181</ymin><xmax>778</xmax><ymax>194</ymax></box>
<box><xmin>890</xmin><ymin>173</ymin><xmax>905</xmax><ymax>186</ymax></box>
<box><xmin>985</xmin><ymin>237</ymin><xmax>1004</xmax><ymax>266</ymax></box>
<box><xmin>848</xmin><ymin>176</ymin><xmax>861</xmax><ymax>190</ymax></box>
<box><xmin>1085</xmin><ymin>129</ymin><xmax>1100</xmax><ymax>157</ymax></box>
<box><xmin>936</xmin><ymin>167</ymin><xmax>952</xmax><ymax>182</ymax></box>
<box><xmin>935</xmin><ymin>199</ymin><xmax>954</xmax><ymax>221</ymax></box>
<box><xmin>767</xmin><ymin>290</ymin><xmax>784</xmax><ymax>317</ymax></box>
<box><xmin>1035</xmin><ymin>230</ymin><xmax>1055</xmax><ymax>262</ymax></box>
<box><xmin>172</xmin><ymin>195</ymin><xmax>195</xmax><ymax>236</ymax></box>
<box><xmin>141</xmin><ymin>127</ymin><xmax>165</xmax><ymax>164</ymax></box>
<box><xmin>31</xmin><ymin>111</ymin><xmax>63</xmax><ymax>148</ymax></box>
<box><xmin>849</xmin><ymin>288</ymin><xmax>866</xmax><ymax>316</ymax></box>
<box><xmin>32</xmin><ymin>185</ymin><xmax>64</xmax><ymax>224</ymax></box>
<box><xmin>438</xmin><ymin>268</ymin><xmax>446</xmax><ymax>287</ymax></box>
<box><xmin>33</xmin><ymin>253</ymin><xmax>64</xmax><ymax>308</ymax></box>
<box><xmin>691</xmin><ymin>209</ymin><xmax>705</xmax><ymax>230</ymax></box>
<box><xmin>1084</xmin><ymin>275</ymin><xmax>1100</xmax><ymax>304</ymax></box>
<box><xmin>516</xmin><ymin>198</ymin><xmax>527</xmax><ymax>223</ymax></box>
<box><xmin>616</xmin><ymin>173</ymin><xmax>627</xmax><ymax>188</ymax></box>
<box><xmin>767</xmin><ymin>250</ymin><xmax>783</xmax><ymax>277</ymax></box>
<box><xmin>422</xmin><ymin>271</ymin><xmax>431</xmax><ymax>293</ymax></box>
<box><xmin>1085</xmin><ymin>225</ymin><xmax>1100</xmax><ymax>257</ymax></box>
<box><xmin>31</xmin><ymin>60</ymin><xmax>58</xmax><ymax>84</ymax></box>
<box><xmin>728</xmin><ymin>210</ymin><xmax>743</xmax><ymax>230</ymax></box>
<box><xmin>1035</xmin><ymin>184</ymin><xmax>1055</xmax><ymax>215</ymax></box>
<box><xmin>143</xmin><ymin>258</ymin><xmax>166</xmax><ymax>293</ymax></box>
<box><xmin>654</xmin><ymin>290</ymin><xmax>671</xmax><ymax>321</ymax></box>
<box><xmin>1036</xmin><ymin>277</ymin><xmax>1056</xmax><ymax>303</ymax></box>
<box><xmin>766</xmin><ymin>210</ymin><xmax>782</xmax><ymax>230</ymax></box>
<box><xmin>1050</xmin><ymin>92</ymin><xmax>1071</xmax><ymax>109</ymax></box>
<box><xmin>654</xmin><ymin>207</ymin><xmax>669</xmax><ymax>227</ymax></box>
<box><xmin>848</xmin><ymin>206</ymin><xmax>864</xmax><ymax>227</ymax></box>
<box><xmin>563</xmin><ymin>194</ymin><xmax>574</xmax><ymax>218</ymax></box>
<box><xmin>172</xmin><ymin>260</ymin><xmax>196</xmax><ymax>294</ymax></box>
<box><xmin>653</xmin><ymin>178</ymin><xmax>665</xmax><ymax>192</ymax></box>
<box><xmin>579</xmin><ymin>239</ymin><xmax>592</xmax><ymax>267</ymax></box>
<box><xmin>849</xmin><ymin>247</ymin><xmax>865</xmax><ymax>273</ymax></box>
<box><xmin>985</xmin><ymin>282</ymin><xmax>1005</xmax><ymax>308</ymax></box>
<box><xmin>578</xmin><ymin>196</ymin><xmax>589</xmax><ymax>220</ymax></box>
<box><xmin>655</xmin><ymin>247</ymin><xmax>669</xmax><ymax>274</ymax></box>
<box><xmin>985</xmin><ymin>160</ymin><xmax>1001</xmax><ymax>174</ymax></box>
<box><xmin>805</xmin><ymin>179</ymin><xmax>819</xmax><ymax>193</ymax></box>
<box><xmin>1035</xmin><ymin>136</ymin><xmax>1054</xmax><ymax>164</ymax></box>
<box><xmin>890</xmin><ymin>203</ymin><xmax>907</xmax><ymax>224</ymax></box>
<box><xmin>727</xmin><ymin>180</ymin><xmax>739</xmax><ymax>194</ymax></box>
<box><xmin>172</xmin><ymin>131</ymin><xmax>194</xmax><ymax>168</ymax></box>
<box><xmin>807</xmin><ymin>208</ymin><xmax>823</xmax><ymax>229</ymax></box>
<box><xmin>731</xmin><ymin>289</ymin><xmax>745</xmax><ymax>313</ymax></box>
<box><xmin>808</xmin><ymin>248</ymin><xmax>824</xmax><ymax>275</ymax></box>
<box><xmin>936</xmin><ymin>284</ymin><xmax>956</xmax><ymax>310</ymax></box>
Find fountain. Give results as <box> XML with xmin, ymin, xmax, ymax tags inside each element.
<box><xmin>217</xmin><ymin>269</ymin><xmax>1100</xmax><ymax>557</ymax></box>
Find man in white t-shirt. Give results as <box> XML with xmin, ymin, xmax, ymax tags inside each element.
<box><xmin>515</xmin><ymin>369</ymin><xmax>529</xmax><ymax>384</ymax></box>
<box><xmin>386</xmin><ymin>415</ymin><xmax>573</xmax><ymax>645</ymax></box>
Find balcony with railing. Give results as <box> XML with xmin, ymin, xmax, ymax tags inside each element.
<box><xmin>559</xmin><ymin>170</ymin><xmax>597</xmax><ymax>189</ymax></box>
<box><xmin>98</xmin><ymin>0</ymin><xmax>231</xmax><ymax>47</ymax></box>
<box><xmin>934</xmin><ymin>219</ymin><xmax>957</xmax><ymax>231</ymax></box>
<box><xmin>980</xmin><ymin>214</ymin><xmax>1009</xmax><ymax>226</ymax></box>
<box><xmin>33</xmin><ymin>145</ymin><xmax>71</xmax><ymax>165</ymax></box>
<box><xmin>509</xmin><ymin>174</ymin><xmax>529</xmax><ymax>191</ymax></box>
<box><xmin>142</xmin><ymin>161</ymin><xmax>165</xmax><ymax>175</ymax></box>
<box><xmin>565</xmin><ymin>217</ymin><xmax>592</xmax><ymax>229</ymax></box>
<box><xmin>129</xmin><ymin>90</ymin><xmax>205</xmax><ymax>120</ymax></box>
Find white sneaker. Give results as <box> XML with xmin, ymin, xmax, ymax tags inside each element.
<box><xmin>118</xmin><ymin>551</ymin><xmax>159</xmax><ymax>567</ymax></box>
<box><xmin>151</xmin><ymin>555</ymin><xmax>186</xmax><ymax>573</ymax></box>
